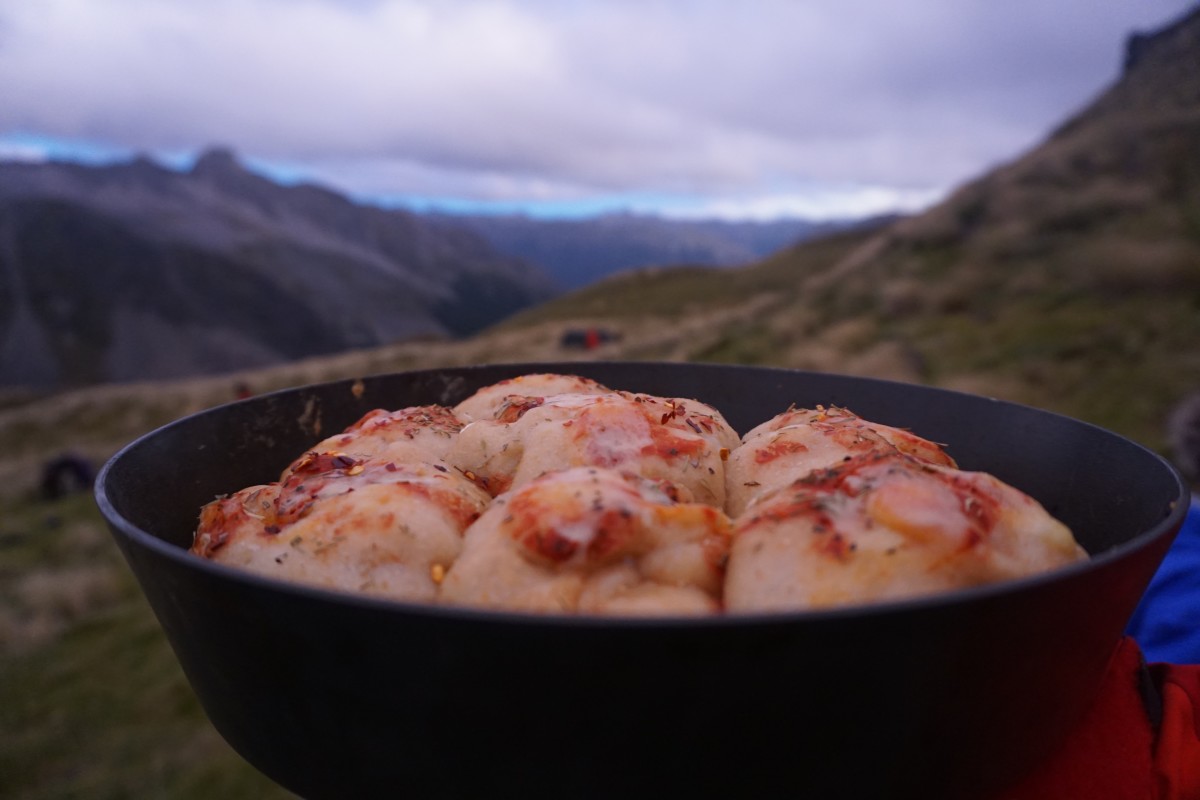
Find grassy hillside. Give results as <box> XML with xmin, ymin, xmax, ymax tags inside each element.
<box><xmin>3</xmin><ymin>206</ymin><xmax>1194</xmax><ymax>795</ymax></box>
<box><xmin>0</xmin><ymin>492</ymin><xmax>293</xmax><ymax>799</ymax></box>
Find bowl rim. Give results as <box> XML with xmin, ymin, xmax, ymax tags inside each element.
<box><xmin>94</xmin><ymin>361</ymin><xmax>1192</xmax><ymax>630</ymax></box>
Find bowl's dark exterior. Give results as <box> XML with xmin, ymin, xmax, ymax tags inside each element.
<box><xmin>96</xmin><ymin>363</ymin><xmax>1188</xmax><ymax>799</ymax></box>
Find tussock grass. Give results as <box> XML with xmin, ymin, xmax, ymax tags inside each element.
<box><xmin>0</xmin><ymin>492</ymin><xmax>293</xmax><ymax>800</ymax></box>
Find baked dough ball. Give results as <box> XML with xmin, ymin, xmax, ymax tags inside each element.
<box><xmin>725</xmin><ymin>405</ymin><xmax>955</xmax><ymax>517</ymax></box>
<box><xmin>191</xmin><ymin>482</ymin><xmax>281</xmax><ymax>558</ymax></box>
<box><xmin>281</xmin><ymin>405</ymin><xmax>463</xmax><ymax>480</ymax></box>
<box><xmin>724</xmin><ymin>451</ymin><xmax>1087</xmax><ymax>613</ymax></box>
<box><xmin>446</xmin><ymin>390</ymin><xmax>737</xmax><ymax>505</ymax></box>
<box><xmin>439</xmin><ymin>467</ymin><xmax>731</xmax><ymax>615</ymax></box>
<box><xmin>191</xmin><ymin>372</ymin><xmax>1087</xmax><ymax>617</ymax></box>
<box><xmin>453</xmin><ymin>373</ymin><xmax>612</xmax><ymax>423</ymax></box>
<box><xmin>192</xmin><ymin>453</ymin><xmax>490</xmax><ymax>603</ymax></box>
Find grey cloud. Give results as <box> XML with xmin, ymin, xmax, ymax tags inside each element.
<box><xmin>0</xmin><ymin>0</ymin><xmax>1192</xmax><ymax>214</ymax></box>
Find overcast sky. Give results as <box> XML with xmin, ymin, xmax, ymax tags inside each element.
<box><xmin>0</xmin><ymin>0</ymin><xmax>1194</xmax><ymax>219</ymax></box>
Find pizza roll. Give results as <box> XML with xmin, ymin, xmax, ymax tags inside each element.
<box><xmin>446</xmin><ymin>390</ymin><xmax>736</xmax><ymax>506</ymax></box>
<box><xmin>454</xmin><ymin>373</ymin><xmax>612</xmax><ymax>423</ymax></box>
<box><xmin>725</xmin><ymin>405</ymin><xmax>955</xmax><ymax>517</ymax></box>
<box><xmin>192</xmin><ymin>372</ymin><xmax>1087</xmax><ymax>618</ymax></box>
<box><xmin>439</xmin><ymin>467</ymin><xmax>732</xmax><ymax>615</ymax></box>
<box><xmin>192</xmin><ymin>454</ymin><xmax>490</xmax><ymax>603</ymax></box>
<box><xmin>280</xmin><ymin>405</ymin><xmax>463</xmax><ymax>480</ymax></box>
<box><xmin>724</xmin><ymin>451</ymin><xmax>1087</xmax><ymax>613</ymax></box>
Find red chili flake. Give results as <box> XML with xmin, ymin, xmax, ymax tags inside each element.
<box><xmin>293</xmin><ymin>452</ymin><xmax>361</xmax><ymax>478</ymax></box>
<box><xmin>497</xmin><ymin>396</ymin><xmax>545</xmax><ymax>423</ymax></box>
<box><xmin>433</xmin><ymin>464</ymin><xmax>448</xmax><ymax>472</ymax></box>
<box><xmin>264</xmin><ymin>524</ymin><xmax>281</xmax><ymax>535</ymax></box>
<box><xmin>659</xmin><ymin>400</ymin><xmax>684</xmax><ymax>425</ymax></box>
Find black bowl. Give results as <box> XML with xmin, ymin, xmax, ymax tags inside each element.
<box><xmin>96</xmin><ymin>363</ymin><xmax>1188</xmax><ymax>799</ymax></box>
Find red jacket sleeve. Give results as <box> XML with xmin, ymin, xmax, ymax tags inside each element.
<box><xmin>998</xmin><ymin>637</ymin><xmax>1156</xmax><ymax>799</ymax></box>
<box><xmin>997</xmin><ymin>638</ymin><xmax>1200</xmax><ymax>799</ymax></box>
<box><xmin>1150</xmin><ymin>660</ymin><xmax>1200</xmax><ymax>800</ymax></box>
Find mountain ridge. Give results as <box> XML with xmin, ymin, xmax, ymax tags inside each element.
<box><xmin>477</xmin><ymin>6</ymin><xmax>1200</xmax><ymax>451</ymax></box>
<box><xmin>0</xmin><ymin>145</ymin><xmax>880</xmax><ymax>389</ymax></box>
<box><xmin>0</xmin><ymin>150</ymin><xmax>558</xmax><ymax>388</ymax></box>
<box><xmin>444</xmin><ymin>211</ymin><xmax>881</xmax><ymax>289</ymax></box>
<box><xmin>1</xmin><ymin>10</ymin><xmax>1198</xmax><ymax>507</ymax></box>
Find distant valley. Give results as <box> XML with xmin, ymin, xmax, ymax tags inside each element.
<box><xmin>448</xmin><ymin>212</ymin><xmax>873</xmax><ymax>289</ymax></box>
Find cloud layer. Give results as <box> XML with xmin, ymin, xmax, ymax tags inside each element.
<box><xmin>0</xmin><ymin>0</ymin><xmax>1192</xmax><ymax>217</ymax></box>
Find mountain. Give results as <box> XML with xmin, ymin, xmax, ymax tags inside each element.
<box><xmin>445</xmin><ymin>212</ymin><xmax>878</xmax><ymax>289</ymax></box>
<box><xmin>484</xmin><ymin>6</ymin><xmax>1200</xmax><ymax>452</ymax></box>
<box><xmin>0</xmin><ymin>148</ymin><xmax>558</xmax><ymax>389</ymax></box>
<box><xmin>3</xmin><ymin>8</ymin><xmax>1198</xmax><ymax>496</ymax></box>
